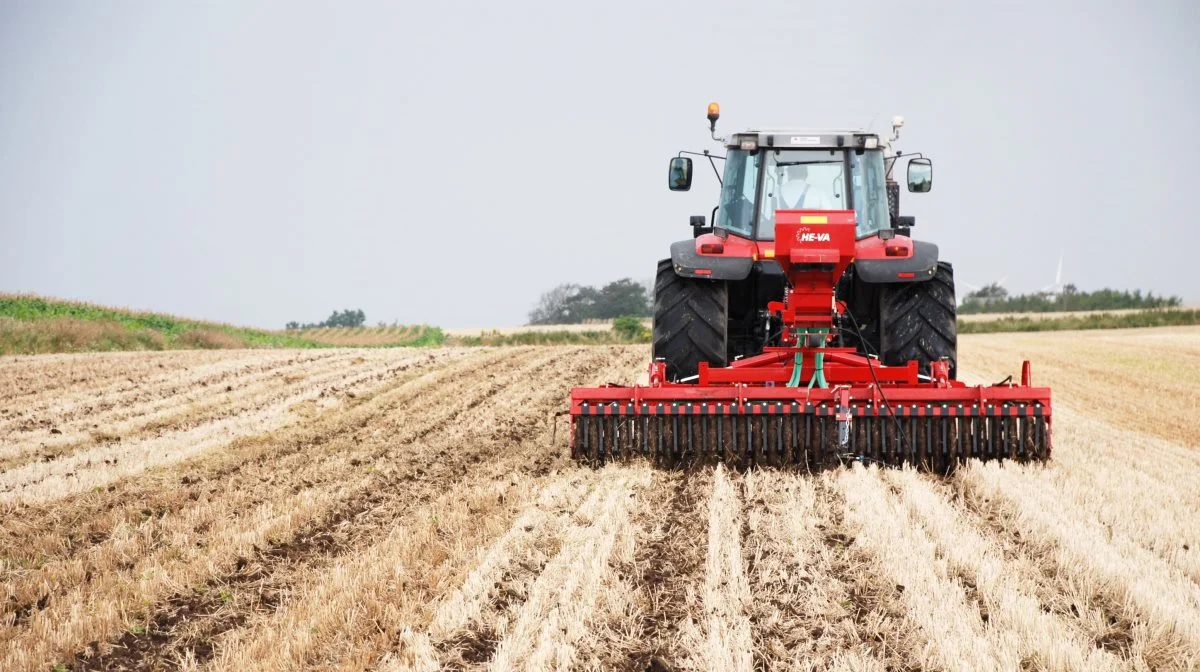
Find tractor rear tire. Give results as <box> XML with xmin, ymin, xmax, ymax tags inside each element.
<box><xmin>879</xmin><ymin>261</ymin><xmax>958</xmax><ymax>379</ymax></box>
<box><xmin>652</xmin><ymin>258</ymin><xmax>728</xmax><ymax>381</ymax></box>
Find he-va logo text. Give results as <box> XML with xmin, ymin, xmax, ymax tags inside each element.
<box><xmin>796</xmin><ymin>232</ymin><xmax>831</xmax><ymax>242</ymax></box>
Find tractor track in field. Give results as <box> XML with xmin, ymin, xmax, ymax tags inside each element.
<box><xmin>811</xmin><ymin>482</ymin><xmax>918</xmax><ymax>670</ymax></box>
<box><xmin>969</xmin><ymin>491</ymin><xmax>1138</xmax><ymax>656</ymax></box>
<box><xmin>968</xmin><ymin>461</ymin><xmax>1200</xmax><ymax>660</ymax></box>
<box><xmin>950</xmin><ymin>471</ymin><xmax>1187</xmax><ymax>667</ymax></box>
<box><xmin>614</xmin><ymin>470</ymin><xmax>708</xmax><ymax>672</ymax></box>
<box><xmin>421</xmin><ymin>474</ymin><xmax>604</xmax><ymax>669</ymax></box>
<box><xmin>752</xmin><ymin>473</ymin><xmax>924</xmax><ymax>672</ymax></box>
<box><xmin>58</xmin><ymin>347</ymin><xmax>615</xmax><ymax>671</ymax></box>
<box><xmin>481</xmin><ymin>468</ymin><xmax>712</xmax><ymax>672</ymax></box>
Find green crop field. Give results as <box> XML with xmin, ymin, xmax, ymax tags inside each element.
<box><xmin>0</xmin><ymin>294</ymin><xmax>324</xmax><ymax>354</ymax></box>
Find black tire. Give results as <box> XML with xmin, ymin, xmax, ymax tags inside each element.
<box><xmin>652</xmin><ymin>258</ymin><xmax>728</xmax><ymax>381</ymax></box>
<box><xmin>879</xmin><ymin>261</ymin><xmax>958</xmax><ymax>379</ymax></box>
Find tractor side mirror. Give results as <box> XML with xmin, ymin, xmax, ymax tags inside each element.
<box><xmin>907</xmin><ymin>158</ymin><xmax>932</xmax><ymax>193</ymax></box>
<box><xmin>668</xmin><ymin>157</ymin><xmax>693</xmax><ymax>191</ymax></box>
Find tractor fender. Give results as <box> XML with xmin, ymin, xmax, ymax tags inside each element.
<box><xmin>854</xmin><ymin>240</ymin><xmax>939</xmax><ymax>284</ymax></box>
<box><xmin>669</xmin><ymin>239</ymin><xmax>755</xmax><ymax>281</ymax></box>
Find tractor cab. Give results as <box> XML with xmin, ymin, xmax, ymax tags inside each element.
<box><xmin>714</xmin><ymin>131</ymin><xmax>894</xmax><ymax>240</ymax></box>
<box><xmin>668</xmin><ymin>119</ymin><xmax>933</xmax><ymax>243</ymax></box>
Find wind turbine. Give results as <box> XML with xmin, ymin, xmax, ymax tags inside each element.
<box><xmin>1041</xmin><ymin>255</ymin><xmax>1064</xmax><ymax>301</ymax></box>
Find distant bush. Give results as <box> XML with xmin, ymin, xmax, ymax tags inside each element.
<box><xmin>612</xmin><ymin>315</ymin><xmax>650</xmax><ymax>342</ymax></box>
<box><xmin>408</xmin><ymin>326</ymin><xmax>446</xmax><ymax>347</ymax></box>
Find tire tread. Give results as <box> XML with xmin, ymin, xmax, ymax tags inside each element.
<box><xmin>651</xmin><ymin>259</ymin><xmax>728</xmax><ymax>380</ymax></box>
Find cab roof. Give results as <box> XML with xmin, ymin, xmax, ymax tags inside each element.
<box><xmin>724</xmin><ymin>129</ymin><xmax>881</xmax><ymax>151</ymax></box>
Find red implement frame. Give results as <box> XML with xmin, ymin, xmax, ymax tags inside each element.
<box><xmin>568</xmin><ymin>210</ymin><xmax>1053</xmax><ymax>468</ymax></box>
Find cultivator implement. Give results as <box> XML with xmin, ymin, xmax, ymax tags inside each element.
<box><xmin>569</xmin><ymin>210</ymin><xmax>1052</xmax><ymax>472</ymax></box>
<box><xmin>571</xmin><ymin>365</ymin><xmax>1051</xmax><ymax>471</ymax></box>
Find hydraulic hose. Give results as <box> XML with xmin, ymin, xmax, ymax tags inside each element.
<box><xmin>808</xmin><ymin>328</ymin><xmax>829</xmax><ymax>389</ymax></box>
<box><xmin>786</xmin><ymin>328</ymin><xmax>830</xmax><ymax>388</ymax></box>
<box><xmin>787</xmin><ymin>349</ymin><xmax>805</xmax><ymax>387</ymax></box>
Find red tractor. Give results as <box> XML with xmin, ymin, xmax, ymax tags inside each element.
<box><xmin>655</xmin><ymin>104</ymin><xmax>952</xmax><ymax>383</ymax></box>
<box><xmin>568</xmin><ymin>104</ymin><xmax>1050</xmax><ymax>471</ymax></box>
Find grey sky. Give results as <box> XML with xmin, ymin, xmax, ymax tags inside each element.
<box><xmin>2</xmin><ymin>1</ymin><xmax>1197</xmax><ymax>329</ymax></box>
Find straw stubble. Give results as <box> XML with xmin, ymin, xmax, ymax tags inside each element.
<box><xmin>1</xmin><ymin>329</ymin><xmax>1198</xmax><ymax>671</ymax></box>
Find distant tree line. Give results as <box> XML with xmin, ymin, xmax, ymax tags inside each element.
<box><xmin>528</xmin><ymin>278</ymin><xmax>652</xmax><ymax>325</ymax></box>
<box><xmin>285</xmin><ymin>308</ymin><xmax>366</xmax><ymax>330</ymax></box>
<box><xmin>959</xmin><ymin>284</ymin><xmax>1182</xmax><ymax>314</ymax></box>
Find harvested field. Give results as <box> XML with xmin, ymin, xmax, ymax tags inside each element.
<box><xmin>2</xmin><ymin>328</ymin><xmax>1198</xmax><ymax>671</ymax></box>
<box><xmin>442</xmin><ymin>321</ymin><xmax>636</xmax><ymax>337</ymax></box>
<box><xmin>296</xmin><ymin>325</ymin><xmax>444</xmax><ymax>347</ymax></box>
<box><xmin>956</xmin><ymin>307</ymin><xmax>1194</xmax><ymax>323</ymax></box>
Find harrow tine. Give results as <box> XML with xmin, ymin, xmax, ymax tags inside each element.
<box><xmin>774</xmin><ymin>413</ymin><xmax>784</xmax><ymax>467</ymax></box>
<box><xmin>908</xmin><ymin>410</ymin><xmax>918</xmax><ymax>466</ymax></box>
<box><xmin>671</xmin><ymin>412</ymin><xmax>679</xmax><ymax>464</ymax></box>
<box><xmin>739</xmin><ymin>410</ymin><xmax>748</xmax><ymax>468</ymax></box>
<box><xmin>1018</xmin><ymin>414</ymin><xmax>1029</xmax><ymax>461</ymax></box>
<box><xmin>578</xmin><ymin>411</ymin><xmax>588</xmax><ymax>462</ymax></box>
<box><xmin>785</xmin><ymin>411</ymin><xmax>796</xmax><ymax>466</ymax></box>
<box><xmin>939</xmin><ymin>415</ymin><xmax>949</xmax><ymax>474</ymax></box>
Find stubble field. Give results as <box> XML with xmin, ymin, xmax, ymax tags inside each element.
<box><xmin>1</xmin><ymin>327</ymin><xmax>1198</xmax><ymax>671</ymax></box>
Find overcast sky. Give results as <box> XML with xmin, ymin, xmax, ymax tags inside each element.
<box><xmin>2</xmin><ymin>1</ymin><xmax>1197</xmax><ymax>329</ymax></box>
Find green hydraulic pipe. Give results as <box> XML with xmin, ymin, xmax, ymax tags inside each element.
<box><xmin>787</xmin><ymin>349</ymin><xmax>805</xmax><ymax>387</ymax></box>
<box><xmin>786</xmin><ymin>328</ymin><xmax>832</xmax><ymax>388</ymax></box>
<box><xmin>808</xmin><ymin>328</ymin><xmax>829</xmax><ymax>389</ymax></box>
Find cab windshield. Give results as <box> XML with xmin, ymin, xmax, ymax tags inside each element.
<box><xmin>718</xmin><ymin>147</ymin><xmax>891</xmax><ymax>240</ymax></box>
<box><xmin>758</xmin><ymin>149</ymin><xmax>847</xmax><ymax>240</ymax></box>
